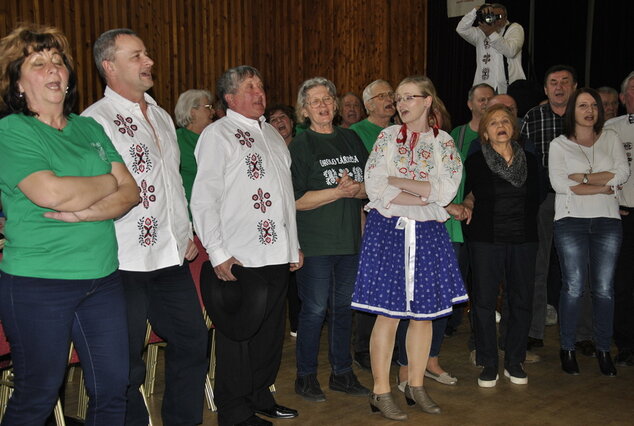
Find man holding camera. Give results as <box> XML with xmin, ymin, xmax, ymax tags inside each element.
<box><xmin>456</xmin><ymin>3</ymin><xmax>525</xmax><ymax>94</ymax></box>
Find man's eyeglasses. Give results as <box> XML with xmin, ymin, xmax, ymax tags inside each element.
<box><xmin>394</xmin><ymin>94</ymin><xmax>427</xmax><ymax>104</ymax></box>
<box><xmin>369</xmin><ymin>92</ymin><xmax>395</xmax><ymax>102</ymax></box>
<box><xmin>307</xmin><ymin>96</ymin><xmax>334</xmax><ymax>108</ymax></box>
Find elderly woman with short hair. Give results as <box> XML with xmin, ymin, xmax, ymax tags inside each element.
<box><xmin>289</xmin><ymin>76</ymin><xmax>370</xmax><ymax>402</ymax></box>
<box><xmin>174</xmin><ymin>89</ymin><xmax>214</xmax><ymax>207</ymax></box>
<box><xmin>463</xmin><ymin>104</ymin><xmax>539</xmax><ymax>388</ymax></box>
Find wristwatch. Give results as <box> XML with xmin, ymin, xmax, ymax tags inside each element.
<box><xmin>582</xmin><ymin>174</ymin><xmax>589</xmax><ymax>184</ymax></box>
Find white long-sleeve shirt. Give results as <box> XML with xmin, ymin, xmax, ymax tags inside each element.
<box><xmin>456</xmin><ymin>7</ymin><xmax>526</xmax><ymax>94</ymax></box>
<box><xmin>190</xmin><ymin>109</ymin><xmax>299</xmax><ymax>267</ymax></box>
<box><xmin>365</xmin><ymin>125</ymin><xmax>462</xmax><ymax>222</ymax></box>
<box><xmin>82</xmin><ymin>87</ymin><xmax>192</xmax><ymax>272</ymax></box>
<box><xmin>549</xmin><ymin>129</ymin><xmax>630</xmax><ymax>221</ymax></box>
<box><xmin>605</xmin><ymin>114</ymin><xmax>634</xmax><ymax>207</ymax></box>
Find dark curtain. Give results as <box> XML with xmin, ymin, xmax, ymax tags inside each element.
<box><xmin>427</xmin><ymin>0</ymin><xmax>631</xmax><ymax>127</ymax></box>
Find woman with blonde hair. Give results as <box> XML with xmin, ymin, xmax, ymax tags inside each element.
<box><xmin>352</xmin><ymin>75</ymin><xmax>467</xmax><ymax>420</ymax></box>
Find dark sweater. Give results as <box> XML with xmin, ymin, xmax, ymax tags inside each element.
<box><xmin>463</xmin><ymin>149</ymin><xmax>539</xmax><ymax>243</ymax></box>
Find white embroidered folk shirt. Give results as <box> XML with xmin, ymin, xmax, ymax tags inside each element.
<box><xmin>456</xmin><ymin>7</ymin><xmax>526</xmax><ymax>94</ymax></box>
<box><xmin>365</xmin><ymin>125</ymin><xmax>463</xmax><ymax>222</ymax></box>
<box><xmin>190</xmin><ymin>109</ymin><xmax>300</xmax><ymax>268</ymax></box>
<box><xmin>605</xmin><ymin>114</ymin><xmax>634</xmax><ymax>208</ymax></box>
<box><xmin>82</xmin><ymin>87</ymin><xmax>192</xmax><ymax>271</ymax></box>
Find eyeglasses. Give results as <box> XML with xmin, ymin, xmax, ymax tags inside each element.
<box><xmin>369</xmin><ymin>91</ymin><xmax>395</xmax><ymax>102</ymax></box>
<box><xmin>195</xmin><ymin>104</ymin><xmax>214</xmax><ymax>110</ymax></box>
<box><xmin>307</xmin><ymin>96</ymin><xmax>334</xmax><ymax>108</ymax></box>
<box><xmin>394</xmin><ymin>94</ymin><xmax>427</xmax><ymax>104</ymax></box>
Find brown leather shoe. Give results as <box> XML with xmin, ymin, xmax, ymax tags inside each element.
<box><xmin>369</xmin><ymin>392</ymin><xmax>408</xmax><ymax>421</ymax></box>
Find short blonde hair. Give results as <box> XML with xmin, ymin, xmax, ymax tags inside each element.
<box><xmin>478</xmin><ymin>104</ymin><xmax>519</xmax><ymax>144</ymax></box>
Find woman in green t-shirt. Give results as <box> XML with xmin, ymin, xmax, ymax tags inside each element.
<box><xmin>0</xmin><ymin>24</ymin><xmax>138</xmax><ymax>424</ymax></box>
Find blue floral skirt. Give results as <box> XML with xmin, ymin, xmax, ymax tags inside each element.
<box><xmin>351</xmin><ymin>209</ymin><xmax>468</xmax><ymax>319</ymax></box>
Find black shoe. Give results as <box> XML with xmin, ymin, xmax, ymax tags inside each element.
<box><xmin>477</xmin><ymin>366</ymin><xmax>498</xmax><ymax>388</ymax></box>
<box><xmin>354</xmin><ymin>351</ymin><xmax>371</xmax><ymax>370</ymax></box>
<box><xmin>329</xmin><ymin>371</ymin><xmax>370</xmax><ymax>396</ymax></box>
<box><xmin>597</xmin><ymin>351</ymin><xmax>617</xmax><ymax>377</ymax></box>
<box><xmin>254</xmin><ymin>404</ymin><xmax>298</xmax><ymax>419</ymax></box>
<box><xmin>503</xmin><ymin>364</ymin><xmax>528</xmax><ymax>385</ymax></box>
<box><xmin>527</xmin><ymin>337</ymin><xmax>544</xmax><ymax>350</ymax></box>
<box><xmin>235</xmin><ymin>415</ymin><xmax>272</xmax><ymax>426</ymax></box>
<box><xmin>295</xmin><ymin>374</ymin><xmax>326</xmax><ymax>402</ymax></box>
<box><xmin>575</xmin><ymin>340</ymin><xmax>596</xmax><ymax>357</ymax></box>
<box><xmin>614</xmin><ymin>349</ymin><xmax>634</xmax><ymax>367</ymax></box>
<box><xmin>560</xmin><ymin>349</ymin><xmax>580</xmax><ymax>375</ymax></box>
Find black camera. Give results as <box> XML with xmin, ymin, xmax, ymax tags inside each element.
<box><xmin>475</xmin><ymin>8</ymin><xmax>503</xmax><ymax>25</ymax></box>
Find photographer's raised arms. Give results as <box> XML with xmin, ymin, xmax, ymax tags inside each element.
<box><xmin>456</xmin><ymin>3</ymin><xmax>526</xmax><ymax>94</ymax></box>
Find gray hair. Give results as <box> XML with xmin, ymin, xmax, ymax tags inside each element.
<box><xmin>216</xmin><ymin>65</ymin><xmax>263</xmax><ymax>111</ymax></box>
<box><xmin>93</xmin><ymin>28</ymin><xmax>137</xmax><ymax>80</ymax></box>
<box><xmin>295</xmin><ymin>77</ymin><xmax>337</xmax><ymax>126</ymax></box>
<box><xmin>468</xmin><ymin>83</ymin><xmax>495</xmax><ymax>101</ymax></box>
<box><xmin>597</xmin><ymin>86</ymin><xmax>618</xmax><ymax>97</ymax></box>
<box><xmin>620</xmin><ymin>72</ymin><xmax>634</xmax><ymax>95</ymax></box>
<box><xmin>362</xmin><ymin>79</ymin><xmax>390</xmax><ymax>104</ymax></box>
<box><xmin>174</xmin><ymin>89</ymin><xmax>213</xmax><ymax>127</ymax></box>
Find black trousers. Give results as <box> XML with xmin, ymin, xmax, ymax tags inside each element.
<box><xmin>120</xmin><ymin>263</ymin><xmax>209</xmax><ymax>426</ymax></box>
<box><xmin>470</xmin><ymin>242</ymin><xmax>536</xmax><ymax>369</ymax></box>
<box><xmin>208</xmin><ymin>263</ymin><xmax>289</xmax><ymax>426</ymax></box>
<box><xmin>614</xmin><ymin>209</ymin><xmax>634</xmax><ymax>351</ymax></box>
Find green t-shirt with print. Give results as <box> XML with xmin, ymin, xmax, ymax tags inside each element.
<box><xmin>0</xmin><ymin>113</ymin><xmax>123</xmax><ymax>279</ymax></box>
<box><xmin>289</xmin><ymin>128</ymin><xmax>369</xmax><ymax>257</ymax></box>
<box><xmin>350</xmin><ymin>118</ymin><xmax>384</xmax><ymax>153</ymax></box>
<box><xmin>445</xmin><ymin>123</ymin><xmax>479</xmax><ymax>243</ymax></box>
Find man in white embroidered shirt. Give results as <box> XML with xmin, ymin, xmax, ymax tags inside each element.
<box><xmin>456</xmin><ymin>3</ymin><xmax>526</xmax><ymax>94</ymax></box>
<box><xmin>82</xmin><ymin>28</ymin><xmax>208</xmax><ymax>426</ymax></box>
<box><xmin>191</xmin><ymin>66</ymin><xmax>302</xmax><ymax>426</ymax></box>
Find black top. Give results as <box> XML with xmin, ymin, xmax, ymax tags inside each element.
<box><xmin>463</xmin><ymin>149</ymin><xmax>539</xmax><ymax>243</ymax></box>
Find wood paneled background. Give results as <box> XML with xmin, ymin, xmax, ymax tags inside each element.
<box><xmin>1</xmin><ymin>0</ymin><xmax>427</xmax><ymax>116</ymax></box>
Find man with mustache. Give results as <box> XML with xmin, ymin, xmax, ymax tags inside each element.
<box><xmin>83</xmin><ymin>28</ymin><xmax>208</xmax><ymax>426</ymax></box>
<box><xmin>191</xmin><ymin>65</ymin><xmax>302</xmax><ymax>426</ymax></box>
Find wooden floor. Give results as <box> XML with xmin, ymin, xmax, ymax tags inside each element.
<box><xmin>138</xmin><ymin>319</ymin><xmax>634</xmax><ymax>426</ymax></box>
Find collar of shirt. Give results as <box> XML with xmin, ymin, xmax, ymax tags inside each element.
<box><xmin>104</xmin><ymin>85</ymin><xmax>158</xmax><ymax>110</ymax></box>
<box><xmin>226</xmin><ymin>108</ymin><xmax>265</xmax><ymax>127</ymax></box>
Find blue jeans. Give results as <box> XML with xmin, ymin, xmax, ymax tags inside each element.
<box><xmin>554</xmin><ymin>217</ymin><xmax>622</xmax><ymax>352</ymax></box>
<box><xmin>296</xmin><ymin>254</ymin><xmax>358</xmax><ymax>376</ymax></box>
<box><xmin>0</xmin><ymin>271</ymin><xmax>129</xmax><ymax>426</ymax></box>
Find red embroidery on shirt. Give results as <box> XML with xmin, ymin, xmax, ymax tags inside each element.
<box><xmin>129</xmin><ymin>143</ymin><xmax>153</xmax><ymax>174</ymax></box>
<box><xmin>114</xmin><ymin>114</ymin><xmax>138</xmax><ymax>137</ymax></box>
<box><xmin>245</xmin><ymin>153</ymin><xmax>265</xmax><ymax>180</ymax></box>
<box><xmin>252</xmin><ymin>188</ymin><xmax>272</xmax><ymax>213</ymax></box>
<box><xmin>235</xmin><ymin>129</ymin><xmax>255</xmax><ymax>147</ymax></box>
<box><xmin>138</xmin><ymin>216</ymin><xmax>159</xmax><ymax>247</ymax></box>
<box><xmin>257</xmin><ymin>219</ymin><xmax>277</xmax><ymax>245</ymax></box>
<box><xmin>140</xmin><ymin>179</ymin><xmax>156</xmax><ymax>209</ymax></box>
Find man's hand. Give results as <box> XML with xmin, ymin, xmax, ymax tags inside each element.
<box><xmin>184</xmin><ymin>239</ymin><xmax>198</xmax><ymax>261</ymax></box>
<box><xmin>290</xmin><ymin>250</ymin><xmax>304</xmax><ymax>272</ymax></box>
<box><xmin>214</xmin><ymin>256</ymin><xmax>243</xmax><ymax>281</ymax></box>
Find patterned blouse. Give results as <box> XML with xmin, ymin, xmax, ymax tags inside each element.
<box><xmin>365</xmin><ymin>124</ymin><xmax>462</xmax><ymax>222</ymax></box>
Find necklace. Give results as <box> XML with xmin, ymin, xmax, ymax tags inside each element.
<box><xmin>575</xmin><ymin>138</ymin><xmax>595</xmax><ymax>173</ymax></box>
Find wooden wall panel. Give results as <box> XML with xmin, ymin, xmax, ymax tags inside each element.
<box><xmin>1</xmin><ymin>0</ymin><xmax>427</xmax><ymax>117</ymax></box>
